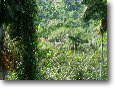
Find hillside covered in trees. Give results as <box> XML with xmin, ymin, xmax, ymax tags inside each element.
<box><xmin>0</xmin><ymin>0</ymin><xmax>107</xmax><ymax>80</ymax></box>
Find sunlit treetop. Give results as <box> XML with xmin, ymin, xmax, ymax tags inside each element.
<box><xmin>81</xmin><ymin>0</ymin><xmax>107</xmax><ymax>22</ymax></box>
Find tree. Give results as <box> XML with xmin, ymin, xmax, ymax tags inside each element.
<box><xmin>9</xmin><ymin>0</ymin><xmax>38</xmax><ymax>80</ymax></box>
<box><xmin>68</xmin><ymin>32</ymin><xmax>88</xmax><ymax>51</ymax></box>
<box><xmin>0</xmin><ymin>0</ymin><xmax>23</xmax><ymax>80</ymax></box>
<box><xmin>81</xmin><ymin>0</ymin><xmax>107</xmax><ymax>78</ymax></box>
<box><xmin>0</xmin><ymin>0</ymin><xmax>38</xmax><ymax>80</ymax></box>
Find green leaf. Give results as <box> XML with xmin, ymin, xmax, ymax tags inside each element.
<box><xmin>14</xmin><ymin>3</ymin><xmax>20</xmax><ymax>11</ymax></box>
<box><xmin>6</xmin><ymin>4</ymin><xmax>14</xmax><ymax>19</ymax></box>
<box><xmin>75</xmin><ymin>33</ymin><xmax>78</xmax><ymax>37</ymax></box>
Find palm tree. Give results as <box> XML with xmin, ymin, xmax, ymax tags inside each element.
<box><xmin>81</xmin><ymin>0</ymin><xmax>107</xmax><ymax>78</ymax></box>
<box><xmin>0</xmin><ymin>0</ymin><xmax>23</xmax><ymax>80</ymax></box>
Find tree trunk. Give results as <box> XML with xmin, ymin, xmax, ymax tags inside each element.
<box><xmin>0</xmin><ymin>25</ymin><xmax>7</xmax><ymax>80</ymax></box>
<box><xmin>99</xmin><ymin>18</ymin><xmax>107</xmax><ymax>79</ymax></box>
<box><xmin>100</xmin><ymin>33</ymin><xmax>103</xmax><ymax>78</ymax></box>
<box><xmin>101</xmin><ymin>33</ymin><xmax>103</xmax><ymax>65</ymax></box>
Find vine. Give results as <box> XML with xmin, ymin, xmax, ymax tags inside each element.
<box><xmin>8</xmin><ymin>0</ymin><xmax>39</xmax><ymax>80</ymax></box>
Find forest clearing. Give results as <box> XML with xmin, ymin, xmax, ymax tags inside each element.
<box><xmin>0</xmin><ymin>0</ymin><xmax>107</xmax><ymax>80</ymax></box>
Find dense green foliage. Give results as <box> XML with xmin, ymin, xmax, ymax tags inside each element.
<box><xmin>34</xmin><ymin>0</ymin><xmax>107</xmax><ymax>80</ymax></box>
<box><xmin>82</xmin><ymin>0</ymin><xmax>107</xmax><ymax>21</ymax></box>
<box><xmin>82</xmin><ymin>0</ymin><xmax>107</xmax><ymax>33</ymax></box>
<box><xmin>1</xmin><ymin>0</ymin><xmax>107</xmax><ymax>80</ymax></box>
<box><xmin>0</xmin><ymin>0</ymin><xmax>39</xmax><ymax>80</ymax></box>
<box><xmin>11</xmin><ymin>0</ymin><xmax>38</xmax><ymax>80</ymax></box>
<box><xmin>36</xmin><ymin>22</ymin><xmax>107</xmax><ymax>80</ymax></box>
<box><xmin>0</xmin><ymin>0</ymin><xmax>23</xmax><ymax>25</ymax></box>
